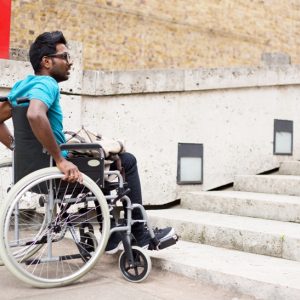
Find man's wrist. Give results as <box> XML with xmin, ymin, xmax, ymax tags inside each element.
<box><xmin>55</xmin><ymin>156</ymin><xmax>66</xmax><ymax>165</ymax></box>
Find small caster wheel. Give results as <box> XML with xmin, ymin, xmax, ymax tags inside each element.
<box><xmin>118</xmin><ymin>246</ymin><xmax>152</xmax><ymax>282</ymax></box>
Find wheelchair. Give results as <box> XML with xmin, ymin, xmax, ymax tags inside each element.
<box><xmin>0</xmin><ymin>97</ymin><xmax>178</xmax><ymax>288</ymax></box>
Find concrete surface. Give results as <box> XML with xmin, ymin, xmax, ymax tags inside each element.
<box><xmin>279</xmin><ymin>161</ymin><xmax>300</xmax><ymax>175</ymax></box>
<box><xmin>234</xmin><ymin>174</ymin><xmax>300</xmax><ymax>196</ymax></box>
<box><xmin>181</xmin><ymin>190</ymin><xmax>300</xmax><ymax>222</ymax></box>
<box><xmin>81</xmin><ymin>65</ymin><xmax>300</xmax><ymax>96</ymax></box>
<box><xmin>150</xmin><ymin>241</ymin><xmax>300</xmax><ymax>300</ymax></box>
<box><xmin>147</xmin><ymin>208</ymin><xmax>300</xmax><ymax>261</ymax></box>
<box><xmin>0</xmin><ymin>253</ymin><xmax>253</xmax><ymax>300</ymax></box>
<box><xmin>3</xmin><ymin>59</ymin><xmax>300</xmax><ymax>204</ymax></box>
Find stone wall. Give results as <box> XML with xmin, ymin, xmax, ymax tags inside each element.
<box><xmin>9</xmin><ymin>0</ymin><xmax>300</xmax><ymax>71</ymax></box>
<box><xmin>1</xmin><ymin>54</ymin><xmax>300</xmax><ymax>205</ymax></box>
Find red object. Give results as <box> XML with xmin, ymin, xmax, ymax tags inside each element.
<box><xmin>0</xmin><ymin>0</ymin><xmax>11</xmax><ymax>59</ymax></box>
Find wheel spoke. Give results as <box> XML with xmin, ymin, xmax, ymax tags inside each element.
<box><xmin>0</xmin><ymin>168</ymin><xmax>110</xmax><ymax>288</ymax></box>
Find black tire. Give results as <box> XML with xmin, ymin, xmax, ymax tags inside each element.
<box><xmin>118</xmin><ymin>246</ymin><xmax>151</xmax><ymax>283</ymax></box>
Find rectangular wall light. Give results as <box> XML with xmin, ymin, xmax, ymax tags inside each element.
<box><xmin>273</xmin><ymin>119</ymin><xmax>293</xmax><ymax>155</ymax></box>
<box><xmin>177</xmin><ymin>143</ymin><xmax>203</xmax><ymax>184</ymax></box>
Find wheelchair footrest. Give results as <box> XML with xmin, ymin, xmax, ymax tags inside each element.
<box><xmin>148</xmin><ymin>234</ymin><xmax>179</xmax><ymax>250</ymax></box>
<box><xmin>157</xmin><ymin>234</ymin><xmax>178</xmax><ymax>250</ymax></box>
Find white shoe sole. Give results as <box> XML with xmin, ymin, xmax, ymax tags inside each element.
<box><xmin>105</xmin><ymin>241</ymin><xmax>122</xmax><ymax>255</ymax></box>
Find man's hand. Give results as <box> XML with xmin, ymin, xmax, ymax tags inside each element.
<box><xmin>56</xmin><ymin>158</ymin><xmax>83</xmax><ymax>184</ymax></box>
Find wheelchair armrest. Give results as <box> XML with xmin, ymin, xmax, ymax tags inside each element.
<box><xmin>60</xmin><ymin>143</ymin><xmax>103</xmax><ymax>151</ymax></box>
<box><xmin>60</xmin><ymin>143</ymin><xmax>105</xmax><ymax>188</ymax></box>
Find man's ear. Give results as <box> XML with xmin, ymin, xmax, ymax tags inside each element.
<box><xmin>41</xmin><ymin>56</ymin><xmax>52</xmax><ymax>69</ymax></box>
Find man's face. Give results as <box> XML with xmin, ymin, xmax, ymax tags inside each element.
<box><xmin>48</xmin><ymin>43</ymin><xmax>72</xmax><ymax>83</ymax></box>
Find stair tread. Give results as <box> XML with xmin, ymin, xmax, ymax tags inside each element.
<box><xmin>149</xmin><ymin>240</ymin><xmax>300</xmax><ymax>289</ymax></box>
<box><xmin>147</xmin><ymin>208</ymin><xmax>300</xmax><ymax>237</ymax></box>
<box><xmin>236</xmin><ymin>174</ymin><xmax>300</xmax><ymax>179</ymax></box>
<box><xmin>186</xmin><ymin>190</ymin><xmax>300</xmax><ymax>204</ymax></box>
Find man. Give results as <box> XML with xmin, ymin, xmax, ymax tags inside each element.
<box><xmin>3</xmin><ymin>31</ymin><xmax>175</xmax><ymax>253</ymax></box>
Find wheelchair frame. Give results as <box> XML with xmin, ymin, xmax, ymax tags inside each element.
<box><xmin>0</xmin><ymin>96</ymin><xmax>169</xmax><ymax>288</ymax></box>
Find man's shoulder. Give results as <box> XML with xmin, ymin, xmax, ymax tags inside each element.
<box><xmin>31</xmin><ymin>75</ymin><xmax>58</xmax><ymax>89</ymax></box>
<box><xmin>8</xmin><ymin>75</ymin><xmax>59</xmax><ymax>106</ymax></box>
<box><xmin>27</xmin><ymin>76</ymin><xmax>59</xmax><ymax>106</ymax></box>
<box><xmin>30</xmin><ymin>76</ymin><xmax>60</xmax><ymax>101</ymax></box>
<box><xmin>13</xmin><ymin>75</ymin><xmax>58</xmax><ymax>92</ymax></box>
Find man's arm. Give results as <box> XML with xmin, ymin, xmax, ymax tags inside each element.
<box><xmin>0</xmin><ymin>123</ymin><xmax>14</xmax><ymax>150</ymax></box>
<box><xmin>0</xmin><ymin>101</ymin><xmax>14</xmax><ymax>149</ymax></box>
<box><xmin>27</xmin><ymin>99</ymin><xmax>82</xmax><ymax>183</ymax></box>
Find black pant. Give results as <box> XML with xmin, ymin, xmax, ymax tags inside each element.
<box><xmin>110</xmin><ymin>152</ymin><xmax>143</xmax><ymax>222</ymax></box>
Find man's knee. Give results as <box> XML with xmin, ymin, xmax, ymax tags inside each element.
<box><xmin>119</xmin><ymin>152</ymin><xmax>137</xmax><ymax>173</ymax></box>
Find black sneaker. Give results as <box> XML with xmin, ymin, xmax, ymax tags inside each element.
<box><xmin>153</xmin><ymin>227</ymin><xmax>176</xmax><ymax>241</ymax></box>
<box><xmin>135</xmin><ymin>226</ymin><xmax>175</xmax><ymax>249</ymax></box>
<box><xmin>105</xmin><ymin>232</ymin><xmax>122</xmax><ymax>254</ymax></box>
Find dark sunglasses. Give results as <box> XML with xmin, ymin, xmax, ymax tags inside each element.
<box><xmin>46</xmin><ymin>52</ymin><xmax>71</xmax><ymax>63</ymax></box>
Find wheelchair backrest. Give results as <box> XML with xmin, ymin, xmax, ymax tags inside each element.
<box><xmin>12</xmin><ymin>103</ymin><xmax>105</xmax><ymax>189</ymax></box>
<box><xmin>12</xmin><ymin>105</ymin><xmax>50</xmax><ymax>183</ymax></box>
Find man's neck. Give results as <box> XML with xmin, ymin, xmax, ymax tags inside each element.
<box><xmin>35</xmin><ymin>70</ymin><xmax>50</xmax><ymax>76</ymax></box>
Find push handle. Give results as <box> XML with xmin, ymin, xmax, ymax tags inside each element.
<box><xmin>0</xmin><ymin>97</ymin><xmax>8</xmax><ymax>102</ymax></box>
<box><xmin>60</xmin><ymin>143</ymin><xmax>103</xmax><ymax>151</ymax></box>
<box><xmin>16</xmin><ymin>97</ymin><xmax>30</xmax><ymax>104</ymax></box>
<box><xmin>0</xmin><ymin>97</ymin><xmax>30</xmax><ymax>104</ymax></box>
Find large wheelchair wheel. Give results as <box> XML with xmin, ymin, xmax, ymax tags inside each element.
<box><xmin>119</xmin><ymin>246</ymin><xmax>152</xmax><ymax>283</ymax></box>
<box><xmin>0</xmin><ymin>157</ymin><xmax>13</xmax><ymax>266</ymax></box>
<box><xmin>0</xmin><ymin>167</ymin><xmax>110</xmax><ymax>288</ymax></box>
<box><xmin>0</xmin><ymin>157</ymin><xmax>45</xmax><ymax>266</ymax></box>
<box><xmin>0</xmin><ymin>157</ymin><xmax>13</xmax><ymax>204</ymax></box>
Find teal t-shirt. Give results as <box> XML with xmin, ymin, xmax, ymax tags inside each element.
<box><xmin>8</xmin><ymin>75</ymin><xmax>67</xmax><ymax>156</ymax></box>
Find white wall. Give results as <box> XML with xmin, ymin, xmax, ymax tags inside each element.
<box><xmin>80</xmin><ymin>85</ymin><xmax>300</xmax><ymax>204</ymax></box>
<box><xmin>1</xmin><ymin>55</ymin><xmax>300</xmax><ymax>205</ymax></box>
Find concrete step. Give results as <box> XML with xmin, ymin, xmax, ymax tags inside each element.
<box><xmin>233</xmin><ymin>174</ymin><xmax>300</xmax><ymax>195</ymax></box>
<box><xmin>279</xmin><ymin>161</ymin><xmax>300</xmax><ymax>175</ymax></box>
<box><xmin>181</xmin><ymin>190</ymin><xmax>300</xmax><ymax>222</ymax></box>
<box><xmin>147</xmin><ymin>208</ymin><xmax>300</xmax><ymax>261</ymax></box>
<box><xmin>150</xmin><ymin>240</ymin><xmax>300</xmax><ymax>300</ymax></box>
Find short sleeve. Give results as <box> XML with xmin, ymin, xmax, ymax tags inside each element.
<box><xmin>28</xmin><ymin>78</ymin><xmax>59</xmax><ymax>108</ymax></box>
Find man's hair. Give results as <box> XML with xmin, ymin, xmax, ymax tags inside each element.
<box><xmin>29</xmin><ymin>31</ymin><xmax>67</xmax><ymax>73</ymax></box>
